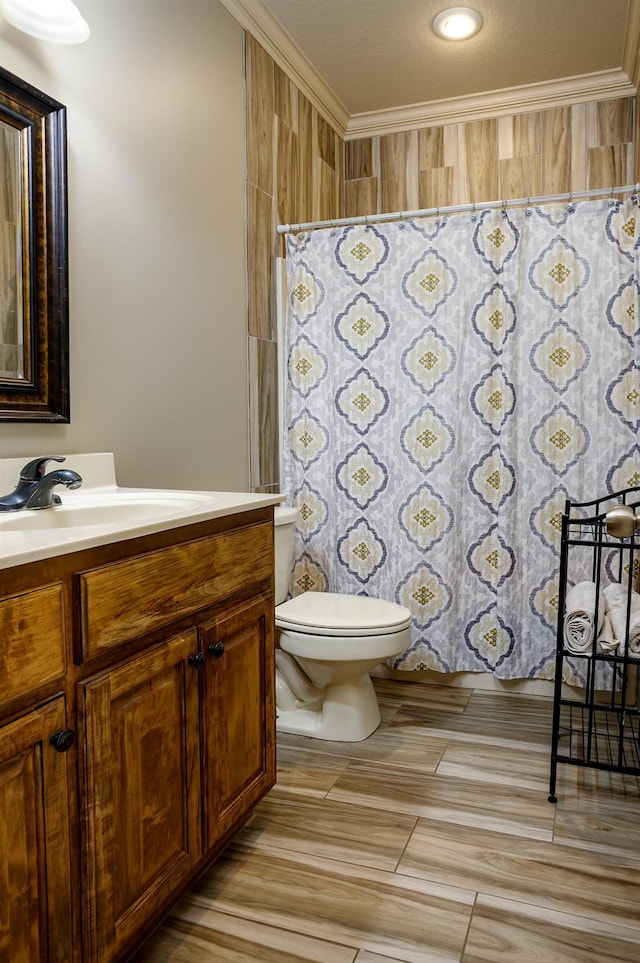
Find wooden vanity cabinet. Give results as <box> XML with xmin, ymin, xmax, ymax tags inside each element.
<box><xmin>200</xmin><ymin>594</ymin><xmax>275</xmax><ymax>847</ymax></box>
<box><xmin>78</xmin><ymin>630</ymin><xmax>202</xmax><ymax>962</ymax></box>
<box><xmin>79</xmin><ymin>597</ymin><xmax>276</xmax><ymax>962</ymax></box>
<box><xmin>0</xmin><ymin>509</ymin><xmax>276</xmax><ymax>963</ymax></box>
<box><xmin>0</xmin><ymin>580</ymin><xmax>75</xmax><ymax>963</ymax></box>
<box><xmin>0</xmin><ymin>697</ymin><xmax>75</xmax><ymax>963</ymax></box>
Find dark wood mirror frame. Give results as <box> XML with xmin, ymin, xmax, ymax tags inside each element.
<box><xmin>0</xmin><ymin>66</ymin><xmax>68</xmax><ymax>422</ymax></box>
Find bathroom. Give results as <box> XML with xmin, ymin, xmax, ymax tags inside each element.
<box><xmin>1</xmin><ymin>0</ymin><xmax>640</xmax><ymax>960</ymax></box>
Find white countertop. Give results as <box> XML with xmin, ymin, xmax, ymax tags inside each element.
<box><xmin>0</xmin><ymin>453</ymin><xmax>283</xmax><ymax>571</ymax></box>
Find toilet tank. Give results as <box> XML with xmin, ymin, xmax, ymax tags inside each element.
<box><xmin>274</xmin><ymin>506</ymin><xmax>299</xmax><ymax>605</ymax></box>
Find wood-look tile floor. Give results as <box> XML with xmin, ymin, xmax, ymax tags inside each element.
<box><xmin>133</xmin><ymin>679</ymin><xmax>640</xmax><ymax>962</ymax></box>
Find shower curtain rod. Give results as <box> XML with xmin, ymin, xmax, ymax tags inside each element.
<box><xmin>277</xmin><ymin>183</ymin><xmax>639</xmax><ymax>235</ymax></box>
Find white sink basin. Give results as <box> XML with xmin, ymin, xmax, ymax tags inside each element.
<box><xmin>0</xmin><ymin>453</ymin><xmax>283</xmax><ymax>571</ymax></box>
<box><xmin>0</xmin><ymin>492</ymin><xmax>218</xmax><ymax>531</ymax></box>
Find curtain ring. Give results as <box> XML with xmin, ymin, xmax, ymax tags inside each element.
<box><xmin>501</xmin><ymin>199</ymin><xmax>507</xmax><ymax>217</ymax></box>
<box><xmin>471</xmin><ymin>202</ymin><xmax>476</xmax><ymax>222</ymax></box>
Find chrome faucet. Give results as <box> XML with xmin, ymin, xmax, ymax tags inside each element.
<box><xmin>0</xmin><ymin>456</ymin><xmax>83</xmax><ymax>512</ymax></box>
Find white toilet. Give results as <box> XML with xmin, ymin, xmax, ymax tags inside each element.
<box><xmin>274</xmin><ymin>506</ymin><xmax>411</xmax><ymax>741</ymax></box>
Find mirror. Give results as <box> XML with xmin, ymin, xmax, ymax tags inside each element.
<box><xmin>0</xmin><ymin>66</ymin><xmax>68</xmax><ymax>422</ymax></box>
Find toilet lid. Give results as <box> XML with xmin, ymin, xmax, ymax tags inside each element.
<box><xmin>275</xmin><ymin>592</ymin><xmax>411</xmax><ymax>637</ymax></box>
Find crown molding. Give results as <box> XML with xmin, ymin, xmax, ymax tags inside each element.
<box><xmin>623</xmin><ymin>0</ymin><xmax>640</xmax><ymax>90</ymax></box>
<box><xmin>217</xmin><ymin>0</ymin><xmax>350</xmax><ymax>136</ymax></box>
<box><xmin>219</xmin><ymin>0</ymin><xmax>637</xmax><ymax>142</ymax></box>
<box><xmin>345</xmin><ymin>69</ymin><xmax>636</xmax><ymax>139</ymax></box>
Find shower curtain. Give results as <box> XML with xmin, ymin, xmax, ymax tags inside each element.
<box><xmin>281</xmin><ymin>197</ymin><xmax>640</xmax><ymax>680</ymax></box>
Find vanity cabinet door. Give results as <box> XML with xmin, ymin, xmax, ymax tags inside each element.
<box><xmin>78</xmin><ymin>630</ymin><xmax>202</xmax><ymax>963</ymax></box>
<box><xmin>0</xmin><ymin>696</ymin><xmax>74</xmax><ymax>963</ymax></box>
<box><xmin>200</xmin><ymin>595</ymin><xmax>276</xmax><ymax>848</ymax></box>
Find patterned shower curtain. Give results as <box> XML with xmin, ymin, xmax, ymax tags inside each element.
<box><xmin>281</xmin><ymin>198</ymin><xmax>640</xmax><ymax>680</ymax></box>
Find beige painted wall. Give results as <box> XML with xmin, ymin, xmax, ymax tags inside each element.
<box><xmin>0</xmin><ymin>0</ymin><xmax>249</xmax><ymax>491</ymax></box>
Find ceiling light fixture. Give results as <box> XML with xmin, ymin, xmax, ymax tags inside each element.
<box><xmin>1</xmin><ymin>0</ymin><xmax>90</xmax><ymax>44</ymax></box>
<box><xmin>432</xmin><ymin>6</ymin><xmax>482</xmax><ymax>41</ymax></box>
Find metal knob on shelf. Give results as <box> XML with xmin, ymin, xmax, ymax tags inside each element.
<box><xmin>207</xmin><ymin>642</ymin><xmax>225</xmax><ymax>659</ymax></box>
<box><xmin>605</xmin><ymin>504</ymin><xmax>640</xmax><ymax>539</ymax></box>
<box><xmin>188</xmin><ymin>652</ymin><xmax>206</xmax><ymax>668</ymax></box>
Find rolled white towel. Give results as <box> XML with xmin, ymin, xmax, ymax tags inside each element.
<box><xmin>603</xmin><ymin>583</ymin><xmax>640</xmax><ymax>657</ymax></box>
<box><xmin>563</xmin><ymin>581</ymin><xmax>605</xmax><ymax>654</ymax></box>
<box><xmin>596</xmin><ymin>612</ymin><xmax>620</xmax><ymax>655</ymax></box>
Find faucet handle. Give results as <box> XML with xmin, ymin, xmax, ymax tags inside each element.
<box><xmin>19</xmin><ymin>456</ymin><xmax>66</xmax><ymax>481</ymax></box>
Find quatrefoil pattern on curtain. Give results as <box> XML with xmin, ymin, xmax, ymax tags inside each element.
<box><xmin>283</xmin><ymin>200</ymin><xmax>640</xmax><ymax>681</ymax></box>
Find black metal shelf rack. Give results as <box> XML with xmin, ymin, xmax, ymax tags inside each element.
<box><xmin>548</xmin><ymin>486</ymin><xmax>640</xmax><ymax>803</ymax></box>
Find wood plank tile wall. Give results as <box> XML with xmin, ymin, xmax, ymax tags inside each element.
<box><xmin>245</xmin><ymin>31</ymin><xmax>635</xmax><ymax>490</ymax></box>
<box><xmin>635</xmin><ymin>90</ymin><xmax>640</xmax><ymax>183</ymax></box>
<box><xmin>245</xmin><ymin>35</ymin><xmax>343</xmax><ymax>490</ymax></box>
<box><xmin>345</xmin><ymin>100</ymin><xmax>634</xmax><ymax>216</ymax></box>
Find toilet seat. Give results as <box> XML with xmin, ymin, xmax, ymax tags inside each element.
<box><xmin>275</xmin><ymin>591</ymin><xmax>411</xmax><ymax>637</ymax></box>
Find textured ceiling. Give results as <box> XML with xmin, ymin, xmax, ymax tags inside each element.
<box><xmin>260</xmin><ymin>0</ymin><xmax>631</xmax><ymax>116</ymax></box>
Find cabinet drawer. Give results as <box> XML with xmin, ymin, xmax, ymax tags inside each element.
<box><xmin>78</xmin><ymin>522</ymin><xmax>273</xmax><ymax>659</ymax></box>
<box><xmin>0</xmin><ymin>585</ymin><xmax>67</xmax><ymax>708</ymax></box>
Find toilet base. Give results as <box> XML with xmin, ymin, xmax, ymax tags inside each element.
<box><xmin>276</xmin><ymin>672</ymin><xmax>381</xmax><ymax>742</ymax></box>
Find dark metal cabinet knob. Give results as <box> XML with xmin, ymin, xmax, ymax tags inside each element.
<box><xmin>188</xmin><ymin>651</ymin><xmax>206</xmax><ymax>668</ymax></box>
<box><xmin>207</xmin><ymin>642</ymin><xmax>225</xmax><ymax>659</ymax></box>
<box><xmin>50</xmin><ymin>729</ymin><xmax>75</xmax><ymax>753</ymax></box>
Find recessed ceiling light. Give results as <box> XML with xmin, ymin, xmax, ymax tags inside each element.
<box><xmin>433</xmin><ymin>6</ymin><xmax>483</xmax><ymax>41</ymax></box>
